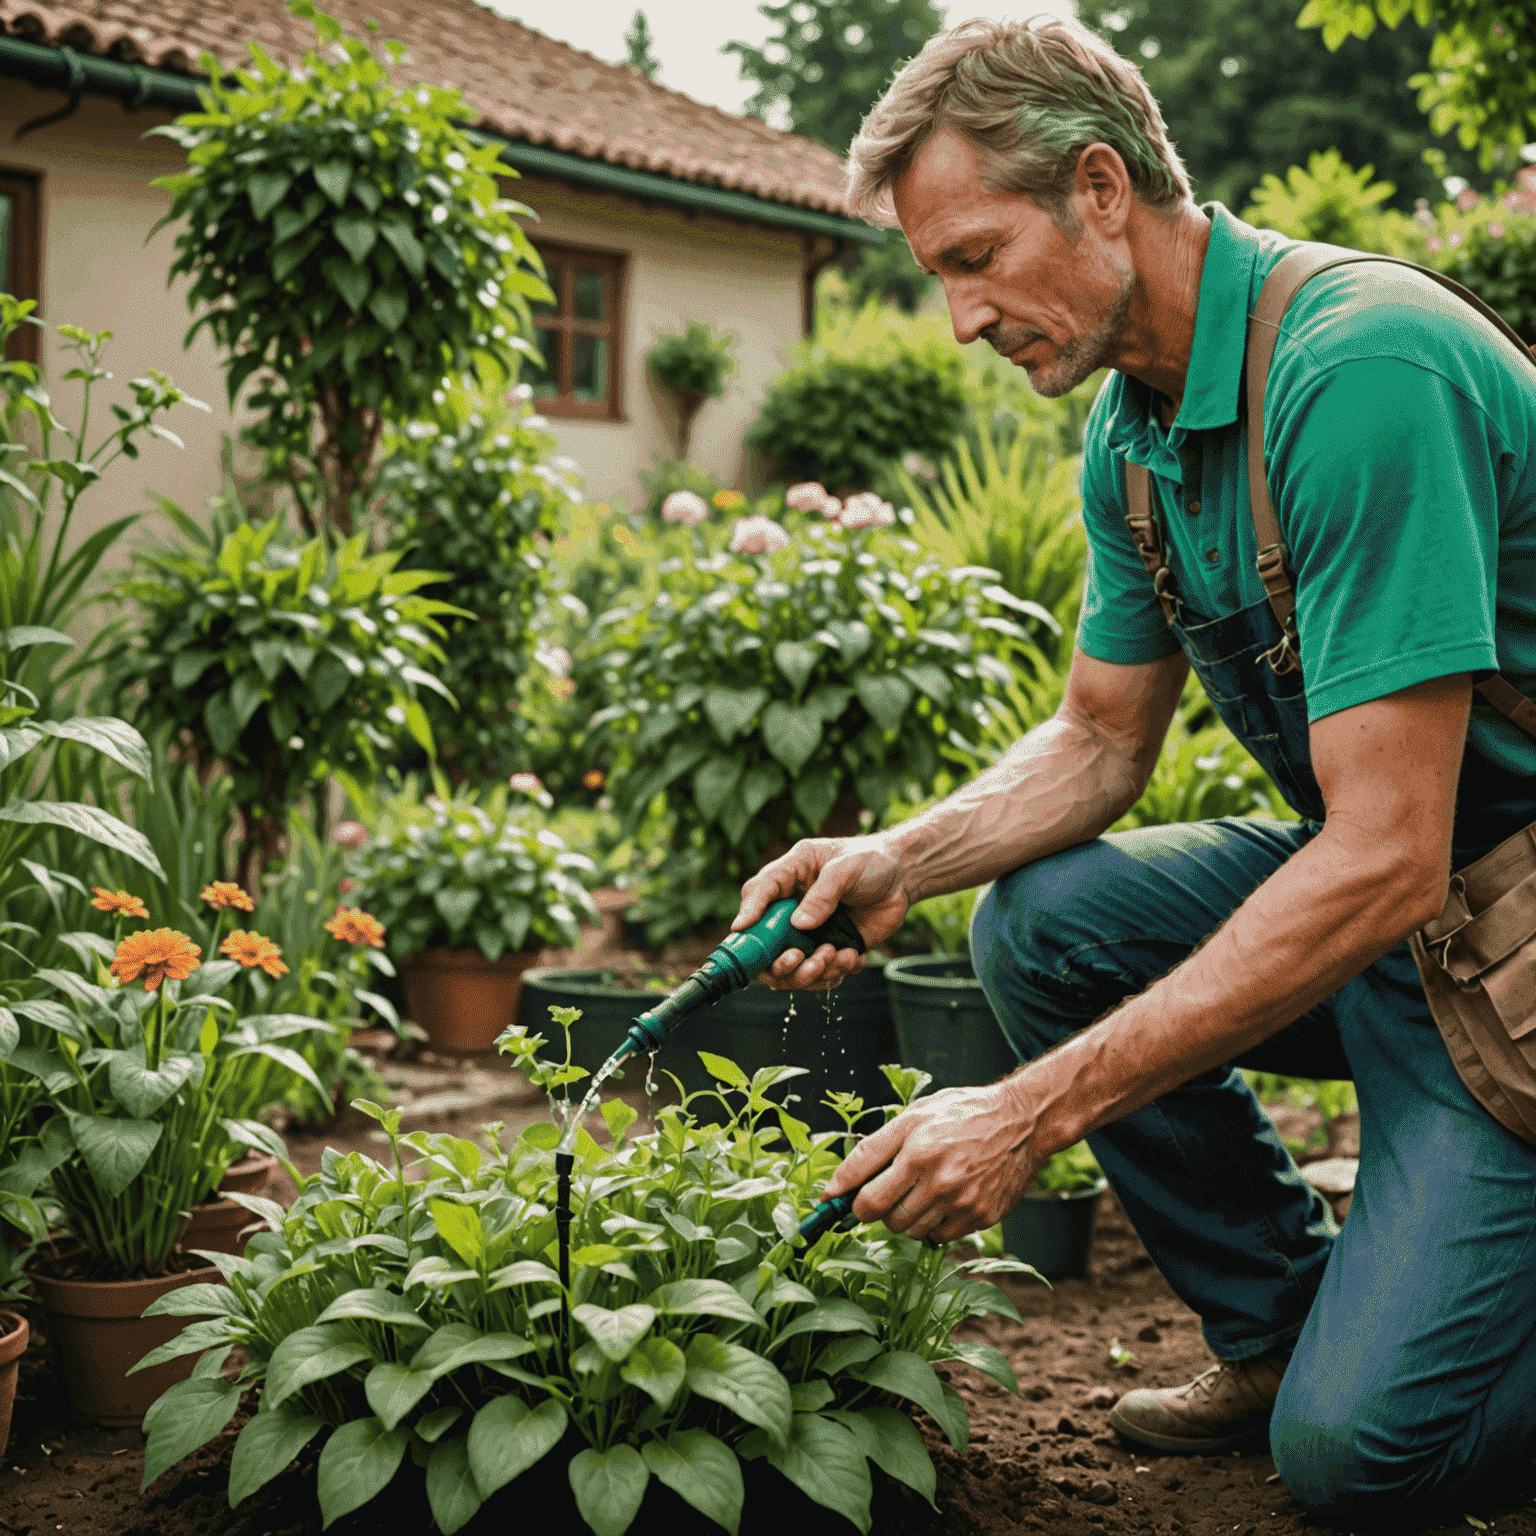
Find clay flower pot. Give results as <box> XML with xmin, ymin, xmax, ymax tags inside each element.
<box><xmin>218</xmin><ymin>1150</ymin><xmax>279</xmax><ymax>1195</ymax></box>
<box><xmin>29</xmin><ymin>1259</ymin><xmax>223</xmax><ymax>1426</ymax></box>
<box><xmin>0</xmin><ymin>1309</ymin><xmax>29</xmax><ymax>1458</ymax></box>
<box><xmin>177</xmin><ymin>1150</ymin><xmax>281</xmax><ymax>1257</ymax></box>
<box><xmin>401</xmin><ymin>946</ymin><xmax>545</xmax><ymax>1054</ymax></box>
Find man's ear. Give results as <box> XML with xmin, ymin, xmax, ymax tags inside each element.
<box><xmin>1074</xmin><ymin>143</ymin><xmax>1133</xmax><ymax>238</ymax></box>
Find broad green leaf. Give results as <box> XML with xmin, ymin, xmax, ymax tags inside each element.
<box><xmin>172</xmin><ymin>649</ymin><xmax>220</xmax><ymax>689</ymax></box>
<box><xmin>247</xmin><ymin>170</ymin><xmax>292</xmax><ymax>221</ymax></box>
<box><xmin>761</xmin><ymin>700</ymin><xmax>822</xmax><ymax>775</ymax></box>
<box><xmin>692</xmin><ymin>756</ymin><xmax>743</xmax><ymax>824</ymax></box>
<box><xmin>140</xmin><ymin>1373</ymin><xmax>241</xmax><ymax>1490</ymax></box>
<box><xmin>128</xmin><ymin>1317</ymin><xmax>238</xmax><ymax>1375</ymax></box>
<box><xmin>601</xmin><ymin>1097</ymin><xmax>638</xmax><ymax>1142</ymax></box>
<box><xmin>203</xmin><ymin>693</ymin><xmax>239</xmax><ymax>755</ymax></box>
<box><xmin>766</xmin><ymin>1413</ymin><xmax>871</xmax><ymax>1533</ymax></box>
<box><xmin>426</xmin><ymin>1435</ymin><xmax>482</xmax><ymax>1535</ymax></box>
<box><xmin>364</xmin><ymin>1361</ymin><xmax>436</xmax><ymax>1432</ymax></box>
<box><xmin>333</xmin><ymin>210</ymin><xmax>378</xmax><ymax>264</ymax></box>
<box><xmin>642</xmin><ymin>1429</ymin><xmax>742</xmax><ymax>1534</ymax></box>
<box><xmin>322</xmin><ymin>256</ymin><xmax>371</xmax><ymax>314</ymax></box>
<box><xmin>651</xmin><ymin>1278</ymin><xmax>764</xmax><ymax>1327</ymax></box>
<box><xmin>851</xmin><ymin>1352</ymin><xmax>968</xmax><ymax>1448</ymax></box>
<box><xmin>773</xmin><ymin>640</ymin><xmax>821</xmax><ymax>695</ymax></box>
<box><xmin>317</xmin><ymin>1416</ymin><xmax>409</xmax><ymax>1528</ymax></box>
<box><xmin>229</xmin><ymin>1402</ymin><xmax>324</xmax><ymax>1507</ymax></box>
<box><xmin>791</xmin><ymin>773</ymin><xmax>839</xmax><ymax>832</ymax></box>
<box><xmin>685</xmin><ymin>1336</ymin><xmax>792</xmax><ymax>1447</ymax></box>
<box><xmin>377</xmin><ymin>218</ymin><xmax>426</xmax><ymax>278</ymax></box>
<box><xmin>774</xmin><ymin>1298</ymin><xmax>878</xmax><ymax>1346</ymax></box>
<box><xmin>826</xmin><ymin>620</ymin><xmax>872</xmax><ymax>664</ymax></box>
<box><xmin>0</xmin><ymin>1007</ymin><xmax>16</xmax><ymax>1058</ymax></box>
<box><xmin>265</xmin><ymin>1325</ymin><xmax>371</xmax><ymax>1409</ymax></box>
<box><xmin>368</xmin><ymin>285</ymin><xmax>409</xmax><ymax>332</ymax></box>
<box><xmin>569</xmin><ymin>1444</ymin><xmax>649</xmax><ymax>1536</ymax></box>
<box><xmin>853</xmin><ymin>672</ymin><xmax>914</xmax><ymax>733</ymax></box>
<box><xmin>792</xmin><ymin>1379</ymin><xmax>835</xmax><ymax>1411</ymax></box>
<box><xmin>107</xmin><ymin>1049</ymin><xmax>202</xmax><ymax>1118</ymax></box>
<box><xmin>826</xmin><ymin>1406</ymin><xmax>936</xmax><ymax>1508</ymax></box>
<box><xmin>898</xmin><ymin>661</ymin><xmax>953</xmax><ymax>706</ymax></box>
<box><xmin>67</xmin><ymin>1112</ymin><xmax>161</xmax><ymax>1200</ymax></box>
<box><xmin>945</xmin><ymin>1338</ymin><xmax>1019</xmax><ymax>1393</ymax></box>
<box><xmin>415</xmin><ymin>1407</ymin><xmax>462</xmax><ymax>1444</ymax></box>
<box><xmin>619</xmin><ymin>1335</ymin><xmax>687</xmax><ymax>1411</ymax></box>
<box><xmin>809</xmin><ymin>682</ymin><xmax>854</xmax><ymax>722</ymax></box>
<box><xmin>411</xmin><ymin>1322</ymin><xmax>534</xmax><ymax>1381</ymax></box>
<box><xmin>433</xmin><ymin>886</ymin><xmax>479</xmax><ymax>935</ymax></box>
<box><xmin>141</xmin><ymin>1282</ymin><xmax>244</xmax><ymax>1319</ymax></box>
<box><xmin>0</xmin><ymin>625</ymin><xmax>71</xmax><ymax>653</ymax></box>
<box><xmin>428</xmin><ymin>1198</ymin><xmax>486</xmax><ymax>1268</ymax></box>
<box><xmin>738</xmin><ymin>762</ymin><xmax>786</xmax><ymax>818</ymax></box>
<box><xmin>0</xmin><ymin>799</ymin><xmax>164</xmax><ymax>878</ymax></box>
<box><xmin>696</xmin><ymin>1051</ymin><xmax>749</xmax><ymax>1090</ymax></box>
<box><xmin>467</xmin><ymin>1396</ymin><xmax>566</xmax><ymax>1496</ymax></box>
<box><xmin>318</xmin><ymin>1287</ymin><xmax>431</xmax><ymax>1330</ymax></box>
<box><xmin>314</xmin><ymin>158</ymin><xmax>353</xmax><ymax>206</ymax></box>
<box><xmin>573</xmin><ymin>1302</ymin><xmax>655</xmax><ymax>1362</ymax></box>
<box><xmin>813</xmin><ymin>1334</ymin><xmax>881</xmax><ymax>1376</ymax></box>
<box><xmin>703</xmin><ymin>685</ymin><xmax>768</xmax><ymax>744</ymax></box>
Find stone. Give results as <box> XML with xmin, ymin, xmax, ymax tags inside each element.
<box><xmin>1299</xmin><ymin>1156</ymin><xmax>1358</xmax><ymax>1196</ymax></box>
<box><xmin>1084</xmin><ymin>1480</ymin><xmax>1119</xmax><ymax>1506</ymax></box>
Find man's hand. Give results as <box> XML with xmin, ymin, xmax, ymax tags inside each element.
<box><xmin>822</xmin><ymin>1077</ymin><xmax>1044</xmax><ymax>1245</ymax></box>
<box><xmin>733</xmin><ymin>834</ymin><xmax>913</xmax><ymax>991</ymax></box>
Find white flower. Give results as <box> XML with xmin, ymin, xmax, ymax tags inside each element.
<box><xmin>839</xmin><ymin>492</ymin><xmax>894</xmax><ymax>530</ymax></box>
<box><xmin>901</xmin><ymin>451</ymin><xmax>938</xmax><ymax>481</ymax></box>
<box><xmin>661</xmin><ymin>490</ymin><xmax>709</xmax><ymax>526</ymax></box>
<box><xmin>536</xmin><ymin>641</ymin><xmax>573</xmax><ymax>678</ymax></box>
<box><xmin>785</xmin><ymin>481</ymin><xmax>831</xmax><ymax>511</ymax></box>
<box><xmin>729</xmin><ymin>515</ymin><xmax>792</xmax><ymax>555</ymax></box>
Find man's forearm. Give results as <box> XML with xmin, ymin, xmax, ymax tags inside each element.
<box><xmin>881</xmin><ymin>711</ymin><xmax>1148</xmax><ymax>904</ymax></box>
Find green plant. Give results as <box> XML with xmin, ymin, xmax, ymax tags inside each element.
<box><xmin>1430</xmin><ymin>185</ymin><xmax>1536</xmax><ymax>345</ymax></box>
<box><xmin>648</xmin><ymin>322</ymin><xmax>736</xmax><ymax>457</ymax></box>
<box><xmin>1244</xmin><ymin>1072</ymin><xmax>1358</xmax><ymax>1120</ymax></box>
<box><xmin>748</xmin><ymin>302</ymin><xmax>968</xmax><ymax>495</ymax></box>
<box><xmin>373</xmin><ymin>385</ymin><xmax>576</xmax><ymax>777</ymax></box>
<box><xmin>1241</xmin><ymin>150</ymin><xmax>1424</xmax><ymax>255</ymax></box>
<box><xmin>149</xmin><ymin>0</ymin><xmax>548</xmax><ymax>534</ymax></box>
<box><xmin>594</xmin><ymin>499</ymin><xmax>1053</xmax><ymax>941</ymax></box>
<box><xmin>135</xmin><ymin>1046</ymin><xmax>1033</xmax><ymax>1533</ymax></box>
<box><xmin>1031</xmin><ymin>1141</ymin><xmax>1104</xmax><ymax>1196</ymax></box>
<box><xmin>107</xmin><ymin>493</ymin><xmax>464</xmax><ymax>888</ymax></box>
<box><xmin>348</xmin><ymin>775</ymin><xmax>598</xmax><ymax>963</ymax></box>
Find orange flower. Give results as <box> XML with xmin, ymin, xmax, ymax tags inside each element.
<box><xmin>201</xmin><ymin>881</ymin><xmax>254</xmax><ymax>913</ymax></box>
<box><xmin>91</xmin><ymin>888</ymin><xmax>148</xmax><ymax>919</ymax></box>
<box><xmin>220</xmin><ymin>930</ymin><xmax>289</xmax><ymax>977</ymax></box>
<box><xmin>583</xmin><ymin>769</ymin><xmax>606</xmax><ymax>791</ymax></box>
<box><xmin>110</xmin><ymin>929</ymin><xmax>202</xmax><ymax>992</ymax></box>
<box><xmin>324</xmin><ymin>906</ymin><xmax>386</xmax><ymax>949</ymax></box>
<box><xmin>712</xmin><ymin>489</ymin><xmax>746</xmax><ymax>510</ymax></box>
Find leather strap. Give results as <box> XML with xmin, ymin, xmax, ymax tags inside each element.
<box><xmin>1123</xmin><ymin>460</ymin><xmax>1180</xmax><ymax>625</ymax></box>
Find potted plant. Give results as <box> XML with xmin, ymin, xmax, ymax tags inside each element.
<box><xmin>15</xmin><ymin>925</ymin><xmax>329</xmax><ymax>1424</ymax></box>
<box><xmin>349</xmin><ymin>775</ymin><xmax>598</xmax><ymax>1053</ymax></box>
<box><xmin>135</xmin><ymin>1037</ymin><xmax>1038</xmax><ymax>1534</ymax></box>
<box><xmin>999</xmin><ymin>1141</ymin><xmax>1108</xmax><ymax>1282</ymax></box>
<box><xmin>647</xmin><ymin>319</ymin><xmax>736</xmax><ymax>457</ymax></box>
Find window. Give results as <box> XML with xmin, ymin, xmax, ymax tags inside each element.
<box><xmin>0</xmin><ymin>170</ymin><xmax>40</xmax><ymax>366</ymax></box>
<box><xmin>525</xmin><ymin>243</ymin><xmax>624</xmax><ymax>419</ymax></box>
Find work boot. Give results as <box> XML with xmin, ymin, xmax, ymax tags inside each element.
<box><xmin>1107</xmin><ymin>1349</ymin><xmax>1291</xmax><ymax>1454</ymax></box>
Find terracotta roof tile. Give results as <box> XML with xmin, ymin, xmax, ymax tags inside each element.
<box><xmin>0</xmin><ymin>0</ymin><xmax>853</xmax><ymax>216</ymax></box>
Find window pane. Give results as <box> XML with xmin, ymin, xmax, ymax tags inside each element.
<box><xmin>573</xmin><ymin>268</ymin><xmax>606</xmax><ymax>323</ymax></box>
<box><xmin>526</xmin><ymin>325</ymin><xmax>561</xmax><ymax>397</ymax></box>
<box><xmin>531</xmin><ymin>262</ymin><xmax>562</xmax><ymax>318</ymax></box>
<box><xmin>572</xmin><ymin>333</ymin><xmax>608</xmax><ymax>401</ymax></box>
<box><xmin>0</xmin><ymin>195</ymin><xmax>11</xmax><ymax>295</ymax></box>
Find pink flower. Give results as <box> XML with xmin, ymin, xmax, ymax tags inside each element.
<box><xmin>1455</xmin><ymin>187</ymin><xmax>1480</xmax><ymax>213</ymax></box>
<box><xmin>729</xmin><ymin>515</ymin><xmax>792</xmax><ymax>555</ymax></box>
<box><xmin>1502</xmin><ymin>187</ymin><xmax>1536</xmax><ymax>216</ymax></box>
<box><xmin>1489</xmin><ymin>221</ymin><xmax>1506</xmax><ymax>239</ymax></box>
<box><xmin>661</xmin><ymin>491</ymin><xmax>709</xmax><ymax>526</ymax></box>
<box><xmin>1426</xmin><ymin>235</ymin><xmax>1444</xmax><ymax>253</ymax></box>
<box><xmin>1516</xmin><ymin>167</ymin><xmax>1536</xmax><ymax>193</ymax></box>
<box><xmin>785</xmin><ymin>481</ymin><xmax>831</xmax><ymax>511</ymax></box>
<box><xmin>509</xmin><ymin>772</ymin><xmax>543</xmax><ymax>794</ymax></box>
<box><xmin>900</xmin><ymin>451</ymin><xmax>938</xmax><ymax>482</ymax></box>
<box><xmin>838</xmin><ymin>492</ymin><xmax>896</xmax><ymax>530</ymax></box>
<box><xmin>1448</xmin><ymin>230</ymin><xmax>1464</xmax><ymax>248</ymax></box>
<box><xmin>1414</xmin><ymin>200</ymin><xmax>1436</xmax><ymax>231</ymax></box>
<box><xmin>330</xmin><ymin>820</ymin><xmax>369</xmax><ymax>849</ymax></box>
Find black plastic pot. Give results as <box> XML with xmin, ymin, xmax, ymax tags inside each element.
<box><xmin>999</xmin><ymin>1181</ymin><xmax>1107</xmax><ymax>1280</ymax></box>
<box><xmin>518</xmin><ymin>968</ymin><xmax>666</xmax><ymax>1076</ymax></box>
<box><xmin>885</xmin><ymin>954</ymin><xmax>1015</xmax><ymax>1092</ymax></box>
<box><xmin>664</xmin><ymin>964</ymin><xmax>900</xmax><ymax>1136</ymax></box>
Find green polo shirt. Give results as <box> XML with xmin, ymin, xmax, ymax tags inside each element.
<box><xmin>1078</xmin><ymin>203</ymin><xmax>1536</xmax><ymax>782</ymax></box>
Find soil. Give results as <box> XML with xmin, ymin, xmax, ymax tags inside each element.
<box><xmin>2</xmin><ymin>1046</ymin><xmax>1528</xmax><ymax>1536</ymax></box>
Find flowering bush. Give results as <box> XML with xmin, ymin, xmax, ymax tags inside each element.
<box><xmin>591</xmin><ymin>490</ymin><xmax>1056</xmax><ymax>940</ymax></box>
<box><xmin>1423</xmin><ymin>169</ymin><xmax>1536</xmax><ymax>346</ymax></box>
<box><xmin>348</xmin><ymin>776</ymin><xmax>598</xmax><ymax>962</ymax></box>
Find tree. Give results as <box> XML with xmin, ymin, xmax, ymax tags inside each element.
<box><xmin>726</xmin><ymin>0</ymin><xmax>943</xmax><ymax>155</ymax></box>
<box><xmin>1297</xmin><ymin>0</ymin><xmax>1536</xmax><ymax>169</ymax></box>
<box><xmin>624</xmin><ymin>10</ymin><xmax>661</xmax><ymax>79</ymax></box>
<box><xmin>1076</xmin><ymin>0</ymin><xmax>1477</xmax><ymax>210</ymax></box>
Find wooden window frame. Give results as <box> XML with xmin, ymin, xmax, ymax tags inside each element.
<box><xmin>0</xmin><ymin>169</ymin><xmax>41</xmax><ymax>366</ymax></box>
<box><xmin>528</xmin><ymin>241</ymin><xmax>626</xmax><ymax>421</ymax></box>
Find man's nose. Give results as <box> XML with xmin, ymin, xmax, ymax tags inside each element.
<box><xmin>943</xmin><ymin>278</ymin><xmax>998</xmax><ymax>347</ymax></box>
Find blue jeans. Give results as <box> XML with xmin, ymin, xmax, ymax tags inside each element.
<box><xmin>971</xmin><ymin>816</ymin><xmax>1536</xmax><ymax>1519</ymax></box>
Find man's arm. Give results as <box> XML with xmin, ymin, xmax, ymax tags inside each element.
<box><xmin>736</xmin><ymin>646</ymin><xmax>1190</xmax><ymax>989</ymax></box>
<box><xmin>828</xmin><ymin>671</ymin><xmax>1470</xmax><ymax>1243</ymax></box>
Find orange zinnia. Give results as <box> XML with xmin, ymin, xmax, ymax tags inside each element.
<box><xmin>110</xmin><ymin>929</ymin><xmax>202</xmax><ymax>992</ymax></box>
<box><xmin>323</xmin><ymin>906</ymin><xmax>386</xmax><ymax>949</ymax></box>
<box><xmin>201</xmin><ymin>881</ymin><xmax>255</xmax><ymax>913</ymax></box>
<box><xmin>220</xmin><ymin>931</ymin><xmax>289</xmax><ymax>978</ymax></box>
<box><xmin>91</xmin><ymin>888</ymin><xmax>149</xmax><ymax>919</ymax></box>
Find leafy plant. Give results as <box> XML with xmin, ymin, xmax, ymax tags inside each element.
<box><xmin>648</xmin><ymin>322</ymin><xmax>737</xmax><ymax>457</ymax></box>
<box><xmin>1241</xmin><ymin>149</ymin><xmax>1424</xmax><ymax>255</ymax></box>
<box><xmin>136</xmin><ymin>1047</ymin><xmax>1034</xmax><ymax>1533</ymax></box>
<box><xmin>373</xmin><ymin>384</ymin><xmax>577</xmax><ymax>777</ymax></box>
<box><xmin>748</xmin><ymin>302</ymin><xmax>968</xmax><ymax>495</ymax></box>
<box><xmin>1031</xmin><ymin>1141</ymin><xmax>1104</xmax><ymax>1196</ymax></box>
<box><xmin>347</xmin><ymin>776</ymin><xmax>598</xmax><ymax>963</ymax></box>
<box><xmin>1430</xmin><ymin>184</ymin><xmax>1536</xmax><ymax>345</ymax></box>
<box><xmin>149</xmin><ymin>0</ymin><xmax>549</xmax><ymax>534</ymax></box>
<box><xmin>106</xmin><ymin>492</ymin><xmax>464</xmax><ymax>888</ymax></box>
<box><xmin>593</xmin><ymin>499</ymin><xmax>1054</xmax><ymax>941</ymax></box>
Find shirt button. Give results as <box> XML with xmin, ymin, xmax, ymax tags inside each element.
<box><xmin>1188</xmin><ymin>498</ymin><xmax>1202</xmax><ymax>513</ymax></box>
<box><xmin>1205</xmin><ymin>548</ymin><xmax>1220</xmax><ymax>564</ymax></box>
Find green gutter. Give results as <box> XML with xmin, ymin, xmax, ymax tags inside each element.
<box><xmin>0</xmin><ymin>35</ymin><xmax>879</xmax><ymax>244</ymax></box>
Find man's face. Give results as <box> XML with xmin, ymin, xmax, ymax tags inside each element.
<box><xmin>893</xmin><ymin>129</ymin><xmax>1134</xmax><ymax>398</ymax></box>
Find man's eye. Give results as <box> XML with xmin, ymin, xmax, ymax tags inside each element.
<box><xmin>959</xmin><ymin>248</ymin><xmax>994</xmax><ymax>272</ymax></box>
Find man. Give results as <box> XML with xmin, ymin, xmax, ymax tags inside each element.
<box><xmin>730</xmin><ymin>13</ymin><xmax>1536</xmax><ymax>1522</ymax></box>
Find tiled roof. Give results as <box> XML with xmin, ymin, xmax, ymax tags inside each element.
<box><xmin>0</xmin><ymin>0</ymin><xmax>854</xmax><ymax>217</ymax></box>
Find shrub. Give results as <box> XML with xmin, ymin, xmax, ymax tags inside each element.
<box><xmin>136</xmin><ymin>1053</ymin><xmax>1032</xmax><ymax>1533</ymax></box>
<box><xmin>149</xmin><ymin>0</ymin><xmax>548</xmax><ymax>533</ymax></box>
<box><xmin>648</xmin><ymin>323</ymin><xmax>737</xmax><ymax>456</ymax></box>
<box><xmin>748</xmin><ymin>303</ymin><xmax>967</xmax><ymax>495</ymax></box>
<box><xmin>1241</xmin><ymin>150</ymin><xmax>1424</xmax><ymax>255</ymax></box>
<box><xmin>375</xmin><ymin>384</ymin><xmax>578</xmax><ymax>777</ymax></box>
<box><xmin>1429</xmin><ymin>181</ymin><xmax>1536</xmax><ymax>346</ymax></box>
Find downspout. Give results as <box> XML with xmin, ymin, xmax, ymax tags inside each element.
<box><xmin>802</xmin><ymin>233</ymin><xmax>846</xmax><ymax>337</ymax></box>
<box><xmin>14</xmin><ymin>44</ymin><xmax>84</xmax><ymax>139</ymax></box>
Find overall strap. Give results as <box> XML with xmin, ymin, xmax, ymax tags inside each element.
<box><xmin>1244</xmin><ymin>243</ymin><xmax>1536</xmax><ymax>736</ymax></box>
<box><xmin>1123</xmin><ymin>460</ymin><xmax>1180</xmax><ymax>624</ymax></box>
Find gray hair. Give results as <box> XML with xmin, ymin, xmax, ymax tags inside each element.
<box><xmin>846</xmin><ymin>15</ymin><xmax>1191</xmax><ymax>230</ymax></box>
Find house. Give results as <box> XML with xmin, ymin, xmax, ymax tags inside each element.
<box><xmin>0</xmin><ymin>0</ymin><xmax>877</xmax><ymax>523</ymax></box>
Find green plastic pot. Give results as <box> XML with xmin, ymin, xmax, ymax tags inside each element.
<box><xmin>885</xmin><ymin>953</ymin><xmax>1015</xmax><ymax>1092</ymax></box>
<box><xmin>1000</xmin><ymin>1180</ymin><xmax>1107</xmax><ymax>1281</ymax></box>
<box><xmin>664</xmin><ymin>964</ymin><xmax>899</xmax><ymax>1135</ymax></box>
<box><xmin>518</xmin><ymin>968</ymin><xmax>668</xmax><ymax>1076</ymax></box>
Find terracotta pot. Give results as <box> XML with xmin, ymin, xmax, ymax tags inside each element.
<box><xmin>0</xmin><ymin>1309</ymin><xmax>29</xmax><ymax>1458</ymax></box>
<box><xmin>29</xmin><ymin>1260</ymin><xmax>223</xmax><ymax>1425</ymax></box>
<box><xmin>401</xmin><ymin>947</ymin><xmax>544</xmax><ymax>1053</ymax></box>
<box><xmin>218</xmin><ymin>1150</ymin><xmax>279</xmax><ymax>1195</ymax></box>
<box><xmin>235</xmin><ymin>1221</ymin><xmax>272</xmax><ymax>1249</ymax></box>
<box><xmin>178</xmin><ymin>1196</ymin><xmax>259</xmax><ymax>1258</ymax></box>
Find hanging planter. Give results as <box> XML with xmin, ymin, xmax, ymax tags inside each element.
<box><xmin>0</xmin><ymin>1310</ymin><xmax>28</xmax><ymax>1459</ymax></box>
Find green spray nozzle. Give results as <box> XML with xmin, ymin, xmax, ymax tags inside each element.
<box><xmin>619</xmin><ymin>898</ymin><xmax>866</xmax><ymax>1060</ymax></box>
